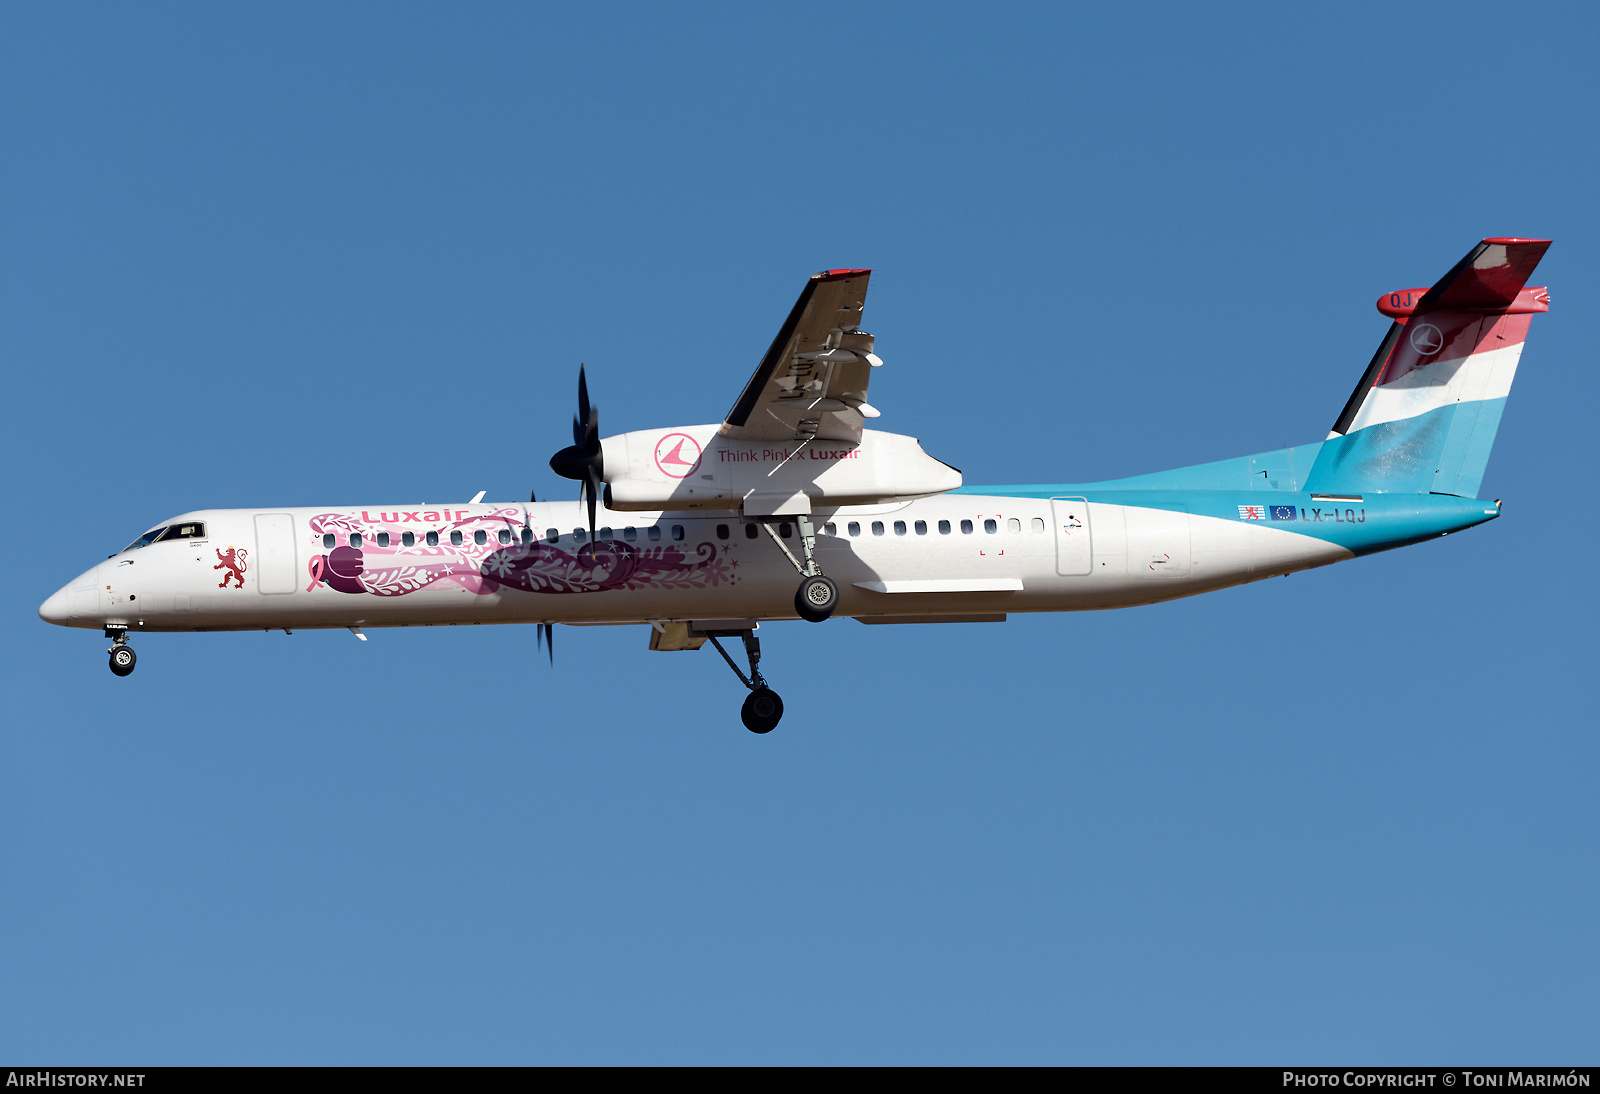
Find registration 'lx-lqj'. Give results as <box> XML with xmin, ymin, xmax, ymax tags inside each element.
<box><xmin>40</xmin><ymin>239</ymin><xmax>1551</xmax><ymax>732</ymax></box>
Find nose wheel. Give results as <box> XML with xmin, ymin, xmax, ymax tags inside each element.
<box><xmin>107</xmin><ymin>630</ymin><xmax>136</xmax><ymax>677</ymax></box>
<box><xmin>706</xmin><ymin>629</ymin><xmax>784</xmax><ymax>733</ymax></box>
<box><xmin>740</xmin><ymin>688</ymin><xmax>784</xmax><ymax>734</ymax></box>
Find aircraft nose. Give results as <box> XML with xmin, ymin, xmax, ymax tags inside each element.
<box><xmin>39</xmin><ymin>586</ymin><xmax>70</xmax><ymax>626</ymax></box>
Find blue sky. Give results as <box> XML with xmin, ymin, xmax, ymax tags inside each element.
<box><xmin>2</xmin><ymin>3</ymin><xmax>1596</xmax><ymax>1064</ymax></box>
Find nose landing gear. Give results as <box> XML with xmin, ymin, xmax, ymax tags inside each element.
<box><xmin>106</xmin><ymin>628</ymin><xmax>136</xmax><ymax>677</ymax></box>
<box><xmin>706</xmin><ymin>629</ymin><xmax>784</xmax><ymax>733</ymax></box>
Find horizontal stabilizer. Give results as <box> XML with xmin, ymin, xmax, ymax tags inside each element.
<box><xmin>1412</xmin><ymin>238</ymin><xmax>1551</xmax><ymax>313</ymax></box>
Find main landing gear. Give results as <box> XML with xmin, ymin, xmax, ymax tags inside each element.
<box><xmin>759</xmin><ymin>515</ymin><xmax>838</xmax><ymax>622</ymax></box>
<box><xmin>706</xmin><ymin>629</ymin><xmax>784</xmax><ymax>733</ymax></box>
<box><xmin>107</xmin><ymin>628</ymin><xmax>136</xmax><ymax>677</ymax></box>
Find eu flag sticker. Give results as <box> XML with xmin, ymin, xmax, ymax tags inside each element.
<box><xmin>1269</xmin><ymin>505</ymin><xmax>1297</xmax><ymax>521</ymax></box>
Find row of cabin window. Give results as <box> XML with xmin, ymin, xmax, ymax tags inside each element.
<box><xmin>831</xmin><ymin>517</ymin><xmax>1047</xmax><ymax>537</ymax></box>
<box><xmin>321</xmin><ymin>517</ymin><xmax>1049</xmax><ymax>550</ymax></box>
<box><xmin>322</xmin><ymin>525</ymin><xmax>690</xmax><ymax>549</ymax></box>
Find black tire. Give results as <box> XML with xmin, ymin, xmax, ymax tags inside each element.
<box><xmin>740</xmin><ymin>687</ymin><xmax>784</xmax><ymax>733</ymax></box>
<box><xmin>108</xmin><ymin>646</ymin><xmax>137</xmax><ymax>677</ymax></box>
<box><xmin>795</xmin><ymin>575</ymin><xmax>838</xmax><ymax>622</ymax></box>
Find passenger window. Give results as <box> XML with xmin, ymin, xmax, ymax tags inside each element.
<box><xmin>474</xmin><ymin>529</ymin><xmax>487</xmax><ymax>545</ymax></box>
<box><xmin>939</xmin><ymin>520</ymin><xmax>951</xmax><ymax>534</ymax></box>
<box><xmin>377</xmin><ymin>532</ymin><xmax>390</xmax><ymax>547</ymax></box>
<box><xmin>426</xmin><ymin>531</ymin><xmax>440</xmax><ymax>547</ymax></box>
<box><xmin>574</xmin><ymin>528</ymin><xmax>586</xmax><ymax>542</ymax></box>
<box><xmin>716</xmin><ymin>524</ymin><xmax>729</xmax><ymax>540</ymax></box>
<box><xmin>984</xmin><ymin>519</ymin><xmax>997</xmax><ymax>534</ymax></box>
<box><xmin>1007</xmin><ymin>518</ymin><xmax>1021</xmax><ymax>534</ymax></box>
<box><xmin>848</xmin><ymin>521</ymin><xmax>861</xmax><ymax>536</ymax></box>
<box><xmin>872</xmin><ymin>521</ymin><xmax>885</xmax><ymax>536</ymax></box>
<box><xmin>824</xmin><ymin>523</ymin><xmax>837</xmax><ymax>537</ymax></box>
<box><xmin>745</xmin><ymin>523</ymin><xmax>759</xmax><ymax>539</ymax></box>
<box><xmin>671</xmin><ymin>525</ymin><xmax>684</xmax><ymax>541</ymax></box>
<box><xmin>1032</xmin><ymin>517</ymin><xmax>1046</xmax><ymax>533</ymax></box>
<box><xmin>648</xmin><ymin>526</ymin><xmax>662</xmax><ymax>542</ymax></box>
<box><xmin>961</xmin><ymin>520</ymin><xmax>974</xmax><ymax>534</ymax></box>
<box><xmin>914</xmin><ymin>520</ymin><xmax>927</xmax><ymax>535</ymax></box>
<box><xmin>893</xmin><ymin>520</ymin><xmax>906</xmax><ymax>535</ymax></box>
<box><xmin>323</xmin><ymin>533</ymin><xmax>336</xmax><ymax>549</ymax></box>
<box><xmin>599</xmin><ymin>527</ymin><xmax>613</xmax><ymax>541</ymax></box>
<box><xmin>350</xmin><ymin>533</ymin><xmax>363</xmax><ymax>548</ymax></box>
<box><xmin>498</xmin><ymin>529</ymin><xmax>512</xmax><ymax>545</ymax></box>
<box><xmin>450</xmin><ymin>530</ymin><xmax>464</xmax><ymax>546</ymax></box>
<box><xmin>402</xmin><ymin>531</ymin><xmax>416</xmax><ymax>547</ymax></box>
<box><xmin>521</xmin><ymin>527</ymin><xmax>533</xmax><ymax>545</ymax></box>
<box><xmin>779</xmin><ymin>522</ymin><xmax>792</xmax><ymax>538</ymax></box>
<box><xmin>546</xmin><ymin>528</ymin><xmax>559</xmax><ymax>543</ymax></box>
<box><xmin>623</xmin><ymin>527</ymin><xmax>637</xmax><ymax>542</ymax></box>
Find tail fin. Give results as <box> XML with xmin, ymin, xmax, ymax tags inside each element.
<box><xmin>1306</xmin><ymin>238</ymin><xmax>1551</xmax><ymax>498</ymax></box>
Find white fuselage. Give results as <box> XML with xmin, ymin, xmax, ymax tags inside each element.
<box><xmin>44</xmin><ymin>495</ymin><xmax>1350</xmax><ymax>634</ymax></box>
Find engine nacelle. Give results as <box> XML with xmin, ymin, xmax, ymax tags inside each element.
<box><xmin>601</xmin><ymin>426</ymin><xmax>961</xmax><ymax>515</ymax></box>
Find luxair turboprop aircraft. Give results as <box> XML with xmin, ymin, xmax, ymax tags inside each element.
<box><xmin>39</xmin><ymin>238</ymin><xmax>1549</xmax><ymax>732</ymax></box>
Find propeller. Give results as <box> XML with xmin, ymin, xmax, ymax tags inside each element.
<box><xmin>537</xmin><ymin>621</ymin><xmax>554</xmax><ymax>663</ymax></box>
<box><xmin>548</xmin><ymin>364</ymin><xmax>603</xmax><ymax>548</ymax></box>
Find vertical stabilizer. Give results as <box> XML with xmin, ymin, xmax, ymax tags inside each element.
<box><xmin>1306</xmin><ymin>238</ymin><xmax>1550</xmax><ymax>498</ymax></box>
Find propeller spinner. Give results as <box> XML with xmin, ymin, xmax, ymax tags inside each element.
<box><xmin>548</xmin><ymin>364</ymin><xmax>604</xmax><ymax>545</ymax></box>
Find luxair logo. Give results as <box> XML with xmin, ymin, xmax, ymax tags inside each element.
<box><xmin>653</xmin><ymin>433</ymin><xmax>703</xmax><ymax>479</ymax></box>
<box><xmin>1410</xmin><ymin>323</ymin><xmax>1444</xmax><ymax>355</ymax></box>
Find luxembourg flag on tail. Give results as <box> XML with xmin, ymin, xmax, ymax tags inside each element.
<box><xmin>1309</xmin><ymin>238</ymin><xmax>1551</xmax><ymax>500</ymax></box>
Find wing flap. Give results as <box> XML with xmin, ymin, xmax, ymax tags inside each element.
<box><xmin>721</xmin><ymin>269</ymin><xmax>877</xmax><ymax>443</ymax></box>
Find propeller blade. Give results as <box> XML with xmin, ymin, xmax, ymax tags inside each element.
<box><xmin>543</xmin><ymin>622</ymin><xmax>554</xmax><ymax>663</ymax></box>
<box><xmin>552</xmin><ymin>363</ymin><xmax>603</xmax><ymax>483</ymax></box>
<box><xmin>584</xmin><ymin>476</ymin><xmax>599</xmax><ymax>552</ymax></box>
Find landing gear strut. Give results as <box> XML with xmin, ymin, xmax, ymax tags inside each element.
<box><xmin>759</xmin><ymin>515</ymin><xmax>838</xmax><ymax>622</ymax></box>
<box><xmin>706</xmin><ymin>629</ymin><xmax>784</xmax><ymax>733</ymax></box>
<box><xmin>106</xmin><ymin>628</ymin><xmax>136</xmax><ymax>677</ymax></box>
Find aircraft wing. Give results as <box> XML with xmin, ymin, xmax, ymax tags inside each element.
<box><xmin>720</xmin><ymin>268</ymin><xmax>880</xmax><ymax>444</ymax></box>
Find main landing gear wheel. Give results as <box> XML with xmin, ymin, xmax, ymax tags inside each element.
<box><xmin>741</xmin><ymin>688</ymin><xmax>784</xmax><ymax>734</ymax></box>
<box><xmin>108</xmin><ymin>645</ymin><xmax>137</xmax><ymax>677</ymax></box>
<box><xmin>795</xmin><ymin>575</ymin><xmax>838</xmax><ymax>622</ymax></box>
<box><xmin>757</xmin><ymin>515</ymin><xmax>836</xmax><ymax>624</ymax></box>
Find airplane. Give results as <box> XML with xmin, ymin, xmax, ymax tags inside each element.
<box><xmin>39</xmin><ymin>238</ymin><xmax>1550</xmax><ymax>733</ymax></box>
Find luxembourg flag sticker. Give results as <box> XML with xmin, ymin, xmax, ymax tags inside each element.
<box><xmin>1238</xmin><ymin>505</ymin><xmax>1265</xmax><ymax>520</ymax></box>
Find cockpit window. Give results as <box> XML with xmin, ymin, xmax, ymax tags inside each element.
<box><xmin>123</xmin><ymin>528</ymin><xmax>166</xmax><ymax>552</ymax></box>
<box><xmin>121</xmin><ymin>521</ymin><xmax>208</xmax><ymax>553</ymax></box>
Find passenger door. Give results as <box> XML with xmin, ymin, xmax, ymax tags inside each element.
<box><xmin>1050</xmin><ymin>497</ymin><xmax>1093</xmax><ymax>576</ymax></box>
<box><xmin>254</xmin><ymin>513</ymin><xmax>299</xmax><ymax>594</ymax></box>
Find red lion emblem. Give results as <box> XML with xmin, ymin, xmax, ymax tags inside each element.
<box><xmin>215</xmin><ymin>546</ymin><xmax>248</xmax><ymax>588</ymax></box>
